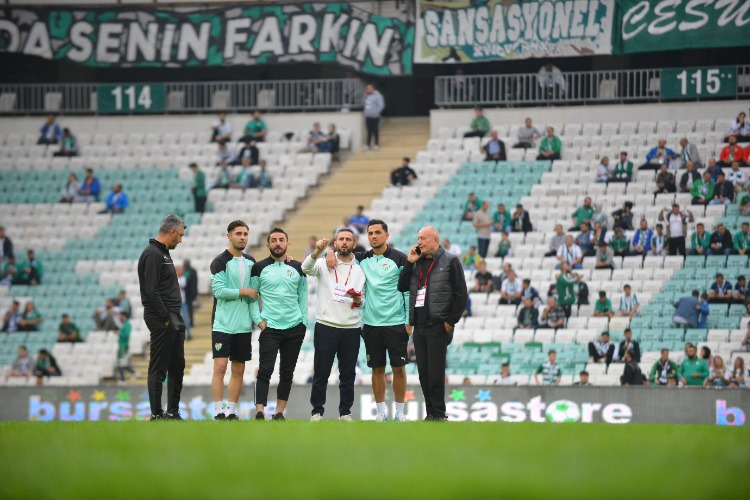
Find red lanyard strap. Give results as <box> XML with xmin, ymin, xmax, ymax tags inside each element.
<box><xmin>418</xmin><ymin>260</ymin><xmax>435</xmax><ymax>289</ymax></box>
<box><xmin>334</xmin><ymin>263</ymin><xmax>354</xmax><ymax>286</ymax></box>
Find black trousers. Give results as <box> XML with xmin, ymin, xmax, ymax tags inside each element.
<box><xmin>587</xmin><ymin>343</ymin><xmax>615</xmax><ymax>365</ymax></box>
<box><xmin>668</xmin><ymin>237</ymin><xmax>686</xmax><ymax>256</ymax></box>
<box><xmin>145</xmin><ymin>313</ymin><xmax>185</xmax><ymax>415</ymax></box>
<box><xmin>310</xmin><ymin>323</ymin><xmax>361</xmax><ymax>417</ymax></box>
<box><xmin>413</xmin><ymin>323</ymin><xmax>449</xmax><ymax>419</ymax></box>
<box><xmin>477</xmin><ymin>237</ymin><xmax>490</xmax><ymax>258</ymax></box>
<box><xmin>194</xmin><ymin>194</ymin><xmax>206</xmax><ymax>213</ymax></box>
<box><xmin>536</xmin><ymin>152</ymin><xmax>560</xmax><ymax>161</ymax></box>
<box><xmin>463</xmin><ymin>130</ymin><xmax>485</xmax><ymax>138</ymax></box>
<box><xmin>365</xmin><ymin>117</ymin><xmax>380</xmax><ymax>146</ymax></box>
<box><xmin>255</xmin><ymin>323</ymin><xmax>305</xmax><ymax>406</ymax></box>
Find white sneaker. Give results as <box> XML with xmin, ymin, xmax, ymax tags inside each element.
<box><xmin>363</xmin><ymin>146</ymin><xmax>370</xmax><ymax>152</ymax></box>
<box><xmin>394</xmin><ymin>414</ymin><xmax>407</xmax><ymax>422</ymax></box>
<box><xmin>373</xmin><ymin>145</ymin><xmax>380</xmax><ymax>151</ymax></box>
<box><xmin>339</xmin><ymin>414</ymin><xmax>354</xmax><ymax>422</ymax></box>
<box><xmin>375</xmin><ymin>414</ymin><xmax>389</xmax><ymax>422</ymax></box>
<box><xmin>310</xmin><ymin>413</ymin><xmax>323</xmax><ymax>422</ymax></box>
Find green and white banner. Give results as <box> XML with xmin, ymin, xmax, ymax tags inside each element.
<box><xmin>0</xmin><ymin>4</ymin><xmax>414</xmax><ymax>75</ymax></box>
<box><xmin>613</xmin><ymin>0</ymin><xmax>750</xmax><ymax>54</ymax></box>
<box><xmin>415</xmin><ymin>0</ymin><xmax>615</xmax><ymax>63</ymax></box>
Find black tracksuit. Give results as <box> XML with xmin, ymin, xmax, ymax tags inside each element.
<box><xmin>138</xmin><ymin>238</ymin><xmax>185</xmax><ymax>416</ymax></box>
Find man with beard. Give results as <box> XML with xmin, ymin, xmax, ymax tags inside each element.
<box><xmin>210</xmin><ymin>221</ymin><xmax>257</xmax><ymax>420</ymax></box>
<box><xmin>250</xmin><ymin>228</ymin><xmax>308</xmax><ymax>420</ymax></box>
<box><xmin>303</xmin><ymin>229</ymin><xmax>366</xmax><ymax>421</ymax></box>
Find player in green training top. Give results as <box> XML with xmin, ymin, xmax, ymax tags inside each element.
<box><xmin>210</xmin><ymin>220</ymin><xmax>257</xmax><ymax>421</ymax></box>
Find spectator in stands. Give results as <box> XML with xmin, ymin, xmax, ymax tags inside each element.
<box><xmin>592</xmin><ymin>221</ymin><xmax>607</xmax><ymax>248</ymax></box>
<box><xmin>103</xmin><ymin>184</ymin><xmax>129</xmax><ymax>214</ymax></box>
<box><xmin>573</xmin><ymin>371</ymin><xmax>592</xmax><ymax>386</ymax></box>
<box><xmin>2</xmin><ymin>300</ymin><xmax>21</xmax><ymax>332</ymax></box>
<box><xmin>536</xmin><ymin>127</ymin><xmax>561</xmax><ymax>162</ymax></box>
<box><xmin>705</xmin><ymin>158</ymin><xmax>723</xmax><ymax>183</ymax></box>
<box><xmin>719</xmin><ymin>135</ymin><xmax>746</xmax><ymax>166</ymax></box>
<box><xmin>33</xmin><ymin>349</ymin><xmax>61</xmax><ymax>385</ymax></box>
<box><xmin>726</xmin><ymin>161</ymin><xmax>746</xmax><ymax>193</ymax></box>
<box><xmin>691</xmin><ymin>171</ymin><xmax>715</xmax><ymax>206</ymax></box>
<box><xmin>611</xmin><ymin>151</ymin><xmax>633</xmax><ymax>183</ymax></box>
<box><xmin>654</xmin><ymin>163</ymin><xmax>676</xmax><ymax>194</ymax></box>
<box><xmin>556</xmin><ymin>262</ymin><xmax>583</xmax><ymax>318</ymax></box>
<box><xmin>117</xmin><ymin>311</ymin><xmax>136</xmax><ymax>383</ymax></box>
<box><xmin>537</xmin><ymin>62</ymin><xmax>566</xmax><ymax>99</ymax></box>
<box><xmin>521</xmin><ymin>279</ymin><xmax>541</xmax><ymax>306</ymax></box>
<box><xmin>462</xmin><ymin>246</ymin><xmax>481</xmax><ymax>271</ymax></box>
<box><xmin>611</xmin><ymin>201</ymin><xmax>634</xmax><ymax>231</ymax></box>
<box><xmin>728</xmin><ymin>357</ymin><xmax>747</xmax><ymax>387</ymax></box>
<box><xmin>303</xmin><ymin>122</ymin><xmax>327</xmax><ymax>152</ymax></box>
<box><xmin>649</xmin><ymin>349</ymin><xmax>678</xmax><ymax>386</ymax></box>
<box><xmin>640</xmin><ymin>138</ymin><xmax>677</xmax><ymax>171</ymax></box>
<box><xmin>708</xmin><ymin>224</ymin><xmax>733</xmax><ymax>256</ymax></box>
<box><xmin>320</xmin><ymin>124</ymin><xmax>339</xmax><ymax>155</ymax></box>
<box><xmin>610</xmin><ymin>227</ymin><xmax>630</xmax><ymax>258</ymax></box>
<box><xmin>304</xmin><ymin>236</ymin><xmax>317</xmax><ymax>258</ymax></box>
<box><xmin>594</xmin><ymin>241</ymin><xmax>614</xmax><ymax>271</ymax></box>
<box><xmin>0</xmin><ymin>256</ymin><xmax>20</xmax><ymax>286</ymax></box>
<box><xmin>189</xmin><ymin>163</ymin><xmax>207</xmax><ymax>213</ymax></box>
<box><xmin>496</xmin><ymin>262</ymin><xmax>512</xmax><ymax>289</ymax></box>
<box><xmin>689</xmin><ymin>223</ymin><xmax>711</xmax><ymax>256</ymax></box>
<box><xmin>593</xmin><ymin>291</ymin><xmax>614</xmax><ymax>319</ymax></box>
<box><xmin>499</xmin><ymin>270</ymin><xmax>523</xmax><ymax>305</ymax></box>
<box><xmin>701</xmin><ymin>346</ymin><xmax>714</xmax><ymax>371</ymax></box>
<box><xmin>709</xmin><ymin>273</ymin><xmax>732</xmax><ymax>303</ymax></box>
<box><xmin>176</xmin><ymin>265</ymin><xmax>191</xmax><ymax>341</ymax></box>
<box><xmin>251</xmin><ymin>160</ymin><xmax>273</xmax><ymax>189</ymax></box>
<box><xmin>19</xmin><ymin>302</ymin><xmax>43</xmax><ymax>332</ymax></box>
<box><xmin>659</xmin><ymin>204</ymin><xmax>693</xmax><ymax>256</ymax></box>
<box><xmin>52</xmin><ymin>128</ymin><xmax>78</xmax><ymax>157</ymax></box>
<box><xmin>545</xmin><ymin>224</ymin><xmax>566</xmax><ymax>257</ymax></box>
<box><xmin>620</xmin><ymin>349</ymin><xmax>643</xmax><ymax>386</ymax></box>
<box><xmin>113</xmin><ymin>290</ymin><xmax>131</xmax><ymax>317</ymax></box>
<box><xmin>235</xmin><ymin>141</ymin><xmax>259</xmax><ymax>167</ymax></box>
<box><xmin>93</xmin><ymin>299</ymin><xmax>120</xmax><ymax>331</ymax></box>
<box><xmin>704</xmin><ymin>355</ymin><xmax>729</xmax><ymax>387</ymax></box>
<box><xmin>570</xmin><ymin>196</ymin><xmax>594</xmax><ymax>231</ymax></box>
<box><xmin>59</xmin><ymin>173</ymin><xmax>81</xmax><ymax>203</ymax></box>
<box><xmin>57</xmin><ymin>313</ymin><xmax>81</xmax><ymax>343</ymax></box>
<box><xmin>363</xmin><ymin>84</ymin><xmax>384</xmax><ymax>151</ymax></box>
<box><xmin>481</xmin><ymin>130</ymin><xmax>506</xmax><ymax>162</ymax></box>
<box><xmin>710</xmin><ymin>172</ymin><xmax>735</xmax><ymax>205</ymax></box>
<box><xmin>38</xmin><ymin>114</ymin><xmax>62</xmax><ymax>145</ymax></box>
<box><xmin>5</xmin><ymin>345</ymin><xmax>34</xmax><ymax>381</ymax></box>
<box><xmin>348</xmin><ymin>206</ymin><xmax>369</xmax><ymax>235</ymax></box>
<box><xmin>698</xmin><ymin>292</ymin><xmax>710</xmax><ymax>329</ymax></box>
<box><xmin>538</xmin><ymin>296</ymin><xmax>566</xmax><ymax>330</ymax></box>
<box><xmin>556</xmin><ymin>235</ymin><xmax>583</xmax><ymax>270</ymax></box>
<box><xmin>77</xmin><ymin>168</ymin><xmax>101</xmax><ymax>202</ymax></box>
<box><xmin>494</xmin><ymin>231</ymin><xmax>512</xmax><ymax>258</ymax></box>
<box><xmin>472</xmin><ymin>261</ymin><xmax>493</xmax><ymax>293</ymax></box>
<box><xmin>0</xmin><ymin>226</ymin><xmax>13</xmax><ymax>263</ymax></box>
<box><xmin>511</xmin><ymin>204</ymin><xmax>533</xmax><ymax>233</ymax></box>
<box><xmin>210</xmin><ymin>164</ymin><xmax>232</xmax><ymax>190</ymax></box>
<box><xmin>734</xmin><ymin>223</ymin><xmax>750</xmax><ymax>256</ymax></box>
<box><xmin>679</xmin><ymin>161</ymin><xmax>700</xmax><ymax>194</ymax></box>
<box><xmin>232</xmin><ymin>157</ymin><xmax>253</xmax><ymax>189</ymax></box>
<box><xmin>210</xmin><ymin>112</ymin><xmax>232</xmax><ymax>144</ymax></box>
<box><xmin>575</xmin><ymin>222</ymin><xmax>595</xmax><ymax>257</ymax></box>
<box><xmin>588</xmin><ymin>331</ymin><xmax>616</xmax><ymax>366</ymax></box>
<box><xmin>591</xmin><ymin>204</ymin><xmax>609</xmax><ymax>231</ymax></box>
<box><xmin>617</xmin><ymin>284</ymin><xmax>639</xmax><ymax>319</ymax></box>
<box><xmin>534</xmin><ymin>349</ymin><xmax>562</xmax><ymax>386</ymax></box>
<box><xmin>390</xmin><ymin>157</ymin><xmax>417</xmax><ymax>186</ymax></box>
<box><xmin>462</xmin><ymin>192</ymin><xmax>482</xmax><ymax>221</ymax></box>
<box><xmin>595</xmin><ymin>156</ymin><xmax>612</xmax><ymax>183</ymax></box>
<box><xmin>19</xmin><ymin>249</ymin><xmax>43</xmax><ymax>285</ymax></box>
<box><xmin>743</xmin><ymin>325</ymin><xmax>750</xmax><ymax>351</ymax></box>
<box><xmin>673</xmin><ymin>290</ymin><xmax>701</xmax><ymax>328</ymax></box>
<box><xmin>516</xmin><ymin>298</ymin><xmax>539</xmax><ymax>330</ymax></box>
<box><xmin>463</xmin><ymin>107</ymin><xmax>490</xmax><ymax>138</ymax></box>
<box><xmin>618</xmin><ymin>328</ymin><xmax>640</xmax><ymax>363</ymax></box>
<box><xmin>513</xmin><ymin>117</ymin><xmax>541</xmax><ymax>149</ymax></box>
<box><xmin>739</xmin><ymin>186</ymin><xmax>750</xmax><ymax>216</ymax></box>
<box><xmin>732</xmin><ymin>275</ymin><xmax>749</xmax><ymax>309</ymax></box>
<box><xmin>631</xmin><ymin>219</ymin><xmax>652</xmax><ymax>257</ymax></box>
<box><xmin>745</xmin><ymin>143</ymin><xmax>750</xmax><ymax>164</ymax></box>
<box><xmin>442</xmin><ymin>238</ymin><xmax>462</xmax><ymax>260</ymax></box>
<box><xmin>241</xmin><ymin>110</ymin><xmax>267</xmax><ymax>143</ymax></box>
<box><xmin>677</xmin><ymin>137</ymin><xmax>701</xmax><ymax>169</ymax></box>
<box><xmin>492</xmin><ymin>363</ymin><xmax>516</xmax><ymax>385</ymax></box>
<box><xmin>724</xmin><ymin>111</ymin><xmax>750</xmax><ymax>142</ymax></box>
<box><xmin>463</xmin><ymin>294</ymin><xmax>472</xmax><ymax>319</ymax></box>
<box><xmin>183</xmin><ymin>260</ymin><xmax>198</xmax><ymax>328</ymax></box>
<box><xmin>215</xmin><ymin>142</ymin><xmax>235</xmax><ymax>166</ymax></box>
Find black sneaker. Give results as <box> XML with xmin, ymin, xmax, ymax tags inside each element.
<box><xmin>149</xmin><ymin>412</ymin><xmax>166</xmax><ymax>421</ymax></box>
<box><xmin>272</xmin><ymin>413</ymin><xmax>286</xmax><ymax>421</ymax></box>
<box><xmin>423</xmin><ymin>414</ymin><xmax>433</xmax><ymax>421</ymax></box>
<box><xmin>226</xmin><ymin>413</ymin><xmax>240</xmax><ymax>420</ymax></box>
<box><xmin>165</xmin><ymin>412</ymin><xmax>183</xmax><ymax>420</ymax></box>
<box><xmin>255</xmin><ymin>411</ymin><xmax>265</xmax><ymax>421</ymax></box>
<box><xmin>214</xmin><ymin>414</ymin><xmax>226</xmax><ymax>421</ymax></box>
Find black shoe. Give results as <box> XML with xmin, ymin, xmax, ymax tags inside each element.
<box><xmin>255</xmin><ymin>411</ymin><xmax>265</xmax><ymax>421</ymax></box>
<box><xmin>226</xmin><ymin>413</ymin><xmax>240</xmax><ymax>420</ymax></box>
<box><xmin>272</xmin><ymin>413</ymin><xmax>286</xmax><ymax>421</ymax></box>
<box><xmin>423</xmin><ymin>414</ymin><xmax>433</xmax><ymax>421</ymax></box>
<box><xmin>214</xmin><ymin>414</ymin><xmax>226</xmax><ymax>421</ymax></box>
<box><xmin>149</xmin><ymin>412</ymin><xmax>166</xmax><ymax>421</ymax></box>
<box><xmin>165</xmin><ymin>412</ymin><xmax>183</xmax><ymax>420</ymax></box>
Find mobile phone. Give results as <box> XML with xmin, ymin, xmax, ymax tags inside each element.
<box><xmin>414</xmin><ymin>246</ymin><xmax>421</xmax><ymax>255</ymax></box>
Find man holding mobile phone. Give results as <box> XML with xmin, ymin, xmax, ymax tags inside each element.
<box><xmin>398</xmin><ymin>226</ymin><xmax>468</xmax><ymax>421</ymax></box>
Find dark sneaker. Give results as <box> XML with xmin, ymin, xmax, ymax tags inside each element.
<box><xmin>226</xmin><ymin>413</ymin><xmax>240</xmax><ymax>421</ymax></box>
<box><xmin>149</xmin><ymin>412</ymin><xmax>166</xmax><ymax>421</ymax></box>
<box><xmin>272</xmin><ymin>413</ymin><xmax>286</xmax><ymax>421</ymax></box>
<box><xmin>214</xmin><ymin>414</ymin><xmax>226</xmax><ymax>421</ymax></box>
<box><xmin>255</xmin><ymin>411</ymin><xmax>266</xmax><ymax>421</ymax></box>
<box><xmin>423</xmin><ymin>414</ymin><xmax>433</xmax><ymax>421</ymax></box>
<box><xmin>165</xmin><ymin>412</ymin><xmax>183</xmax><ymax>420</ymax></box>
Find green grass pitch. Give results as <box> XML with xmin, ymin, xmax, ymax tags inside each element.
<box><xmin>1</xmin><ymin>421</ymin><xmax>748</xmax><ymax>498</ymax></box>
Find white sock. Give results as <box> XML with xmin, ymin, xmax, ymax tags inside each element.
<box><xmin>376</xmin><ymin>402</ymin><xmax>387</xmax><ymax>416</ymax></box>
<box><xmin>226</xmin><ymin>402</ymin><xmax>237</xmax><ymax>415</ymax></box>
<box><xmin>395</xmin><ymin>402</ymin><xmax>405</xmax><ymax>416</ymax></box>
<box><xmin>214</xmin><ymin>401</ymin><xmax>224</xmax><ymax>416</ymax></box>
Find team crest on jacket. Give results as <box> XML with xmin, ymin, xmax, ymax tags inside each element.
<box><xmin>214</xmin><ymin>343</ymin><xmax>222</xmax><ymax>351</ymax></box>
<box><xmin>382</xmin><ymin>263</ymin><xmax>390</xmax><ymax>270</ymax></box>
<box><xmin>286</xmin><ymin>269</ymin><xmax>294</xmax><ymax>277</ymax></box>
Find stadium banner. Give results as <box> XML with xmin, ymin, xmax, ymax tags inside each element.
<box><xmin>613</xmin><ymin>0</ymin><xmax>750</xmax><ymax>54</ymax></box>
<box><xmin>414</xmin><ymin>0</ymin><xmax>615</xmax><ymax>64</ymax></box>
<box><xmin>0</xmin><ymin>4</ymin><xmax>414</xmax><ymax>75</ymax></box>
<box><xmin>2</xmin><ymin>385</ymin><xmax>747</xmax><ymax>425</ymax></box>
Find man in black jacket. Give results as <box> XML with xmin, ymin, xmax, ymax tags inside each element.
<box><xmin>398</xmin><ymin>226</ymin><xmax>468</xmax><ymax>421</ymax></box>
<box><xmin>0</xmin><ymin>226</ymin><xmax>13</xmax><ymax>263</ymax></box>
<box><xmin>620</xmin><ymin>349</ymin><xmax>644</xmax><ymax>386</ymax></box>
<box><xmin>617</xmin><ymin>328</ymin><xmax>640</xmax><ymax>363</ymax></box>
<box><xmin>137</xmin><ymin>214</ymin><xmax>187</xmax><ymax>420</ymax></box>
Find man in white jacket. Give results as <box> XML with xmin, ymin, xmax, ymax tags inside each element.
<box><xmin>302</xmin><ymin>228</ymin><xmax>366</xmax><ymax>421</ymax></box>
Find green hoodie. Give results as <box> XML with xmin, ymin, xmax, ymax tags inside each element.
<box><xmin>356</xmin><ymin>247</ymin><xmax>409</xmax><ymax>326</ymax></box>
<box><xmin>211</xmin><ymin>250</ymin><xmax>256</xmax><ymax>334</ymax></box>
<box><xmin>250</xmin><ymin>257</ymin><xmax>308</xmax><ymax>330</ymax></box>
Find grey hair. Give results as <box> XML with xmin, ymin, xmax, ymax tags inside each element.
<box><xmin>335</xmin><ymin>227</ymin><xmax>356</xmax><ymax>239</ymax></box>
<box><xmin>159</xmin><ymin>214</ymin><xmax>186</xmax><ymax>234</ymax></box>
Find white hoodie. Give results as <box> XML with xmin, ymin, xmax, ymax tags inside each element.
<box><xmin>302</xmin><ymin>254</ymin><xmax>366</xmax><ymax>328</ymax></box>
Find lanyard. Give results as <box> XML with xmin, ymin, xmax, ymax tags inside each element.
<box><xmin>334</xmin><ymin>262</ymin><xmax>354</xmax><ymax>286</ymax></box>
<box><xmin>418</xmin><ymin>260</ymin><xmax>436</xmax><ymax>289</ymax></box>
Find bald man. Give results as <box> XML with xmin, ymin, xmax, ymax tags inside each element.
<box><xmin>398</xmin><ymin>226</ymin><xmax>468</xmax><ymax>421</ymax></box>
